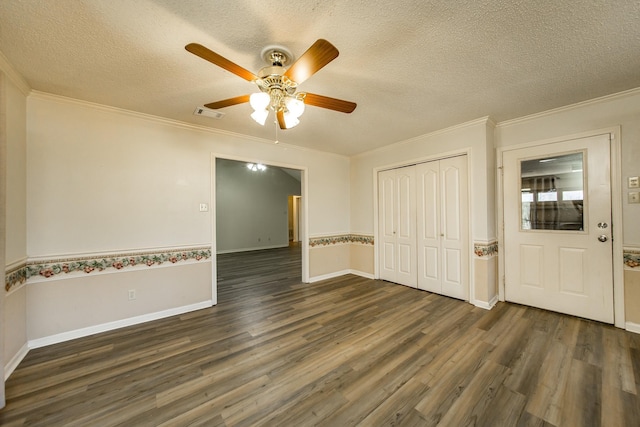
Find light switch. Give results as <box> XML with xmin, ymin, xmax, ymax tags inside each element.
<box><xmin>629</xmin><ymin>176</ymin><xmax>639</xmax><ymax>188</ymax></box>
<box><xmin>199</xmin><ymin>203</ymin><xmax>209</xmax><ymax>212</ymax></box>
<box><xmin>629</xmin><ymin>192</ymin><xmax>640</xmax><ymax>204</ymax></box>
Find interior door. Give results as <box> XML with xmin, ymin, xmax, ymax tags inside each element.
<box><xmin>417</xmin><ymin>156</ymin><xmax>469</xmax><ymax>299</ymax></box>
<box><xmin>502</xmin><ymin>134</ymin><xmax>614</xmax><ymax>323</ymax></box>
<box><xmin>378</xmin><ymin>166</ymin><xmax>417</xmax><ymax>287</ymax></box>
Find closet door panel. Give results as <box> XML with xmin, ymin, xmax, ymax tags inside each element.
<box><xmin>444</xmin><ymin>247</ymin><xmax>461</xmax><ymax>284</ymax></box>
<box><xmin>423</xmin><ymin>247</ymin><xmax>439</xmax><ymax>280</ymax></box>
<box><xmin>442</xmin><ymin>165</ymin><xmax>461</xmax><ymax>241</ymax></box>
<box><xmin>397</xmin><ymin>172</ymin><xmax>413</xmax><ymax>240</ymax></box>
<box><xmin>417</xmin><ymin>161</ymin><xmax>441</xmax><ymax>292</ymax></box>
<box><xmin>377</xmin><ymin>167</ymin><xmax>416</xmax><ymax>287</ymax></box>
<box><xmin>395</xmin><ymin>167</ymin><xmax>417</xmax><ymax>287</ymax></box>
<box><xmin>440</xmin><ymin>156</ymin><xmax>469</xmax><ymax>300</ymax></box>
<box><xmin>378</xmin><ymin>170</ymin><xmax>396</xmax><ymax>282</ymax></box>
<box><xmin>382</xmin><ymin>243</ymin><xmax>395</xmax><ymax>272</ymax></box>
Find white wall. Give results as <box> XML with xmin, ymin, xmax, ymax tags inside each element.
<box><xmin>216</xmin><ymin>158</ymin><xmax>301</xmax><ymax>253</ymax></box>
<box><xmin>27</xmin><ymin>96</ymin><xmax>213</xmax><ymax>255</ymax></box>
<box><xmin>5</xmin><ymin>75</ymin><xmax>27</xmax><ymax>263</ymax></box>
<box><xmin>27</xmin><ymin>263</ymin><xmax>212</xmax><ymax>343</ymax></box>
<box><xmin>350</xmin><ymin>118</ymin><xmax>494</xmax><ymax>241</ymax></box>
<box><xmin>27</xmin><ymin>92</ymin><xmax>350</xmax><ymax>255</ymax></box>
<box><xmin>2</xmin><ymin>70</ymin><xmax>28</xmax><ymax>385</ymax></box>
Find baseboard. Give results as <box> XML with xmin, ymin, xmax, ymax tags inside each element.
<box><xmin>626</xmin><ymin>321</ymin><xmax>640</xmax><ymax>334</ymax></box>
<box><xmin>349</xmin><ymin>269</ymin><xmax>375</xmax><ymax>279</ymax></box>
<box><xmin>473</xmin><ymin>295</ymin><xmax>499</xmax><ymax>310</ymax></box>
<box><xmin>28</xmin><ymin>300</ymin><xmax>213</xmax><ymax>349</ymax></box>
<box><xmin>308</xmin><ymin>270</ymin><xmax>351</xmax><ymax>283</ymax></box>
<box><xmin>4</xmin><ymin>342</ymin><xmax>29</xmax><ymax>381</ymax></box>
<box><xmin>216</xmin><ymin>244</ymin><xmax>288</xmax><ymax>254</ymax></box>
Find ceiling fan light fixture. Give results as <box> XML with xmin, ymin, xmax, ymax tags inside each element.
<box><xmin>250</xmin><ymin>109</ymin><xmax>269</xmax><ymax>126</ymax></box>
<box><xmin>250</xmin><ymin>92</ymin><xmax>270</xmax><ymax>111</ymax></box>
<box><xmin>285</xmin><ymin>97</ymin><xmax>305</xmax><ymax>118</ymax></box>
<box><xmin>283</xmin><ymin>111</ymin><xmax>300</xmax><ymax>128</ymax></box>
<box><xmin>186</xmin><ymin>39</ymin><xmax>356</xmax><ymax>131</ymax></box>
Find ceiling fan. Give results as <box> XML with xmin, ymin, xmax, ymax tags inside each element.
<box><xmin>185</xmin><ymin>39</ymin><xmax>356</xmax><ymax>130</ymax></box>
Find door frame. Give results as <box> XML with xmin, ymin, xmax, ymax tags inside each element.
<box><xmin>210</xmin><ymin>153</ymin><xmax>309</xmax><ymax>305</ymax></box>
<box><xmin>292</xmin><ymin>195</ymin><xmax>301</xmax><ymax>242</ymax></box>
<box><xmin>373</xmin><ymin>148</ymin><xmax>474</xmax><ymax>302</ymax></box>
<box><xmin>497</xmin><ymin>127</ymin><xmax>624</xmax><ymax>328</ymax></box>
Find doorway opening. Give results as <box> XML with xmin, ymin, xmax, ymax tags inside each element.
<box><xmin>211</xmin><ymin>156</ymin><xmax>307</xmax><ymax>305</ymax></box>
<box><xmin>289</xmin><ymin>195</ymin><xmax>301</xmax><ymax>244</ymax></box>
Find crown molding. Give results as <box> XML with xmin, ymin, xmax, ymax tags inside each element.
<box><xmin>353</xmin><ymin>116</ymin><xmax>492</xmax><ymax>158</ymax></box>
<box><xmin>496</xmin><ymin>86</ymin><xmax>640</xmax><ymax>128</ymax></box>
<box><xmin>0</xmin><ymin>50</ymin><xmax>31</xmax><ymax>95</ymax></box>
<box><xmin>28</xmin><ymin>91</ymin><xmax>349</xmax><ymax>160</ymax></box>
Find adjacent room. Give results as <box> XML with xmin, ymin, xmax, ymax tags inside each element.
<box><xmin>2</xmin><ymin>1</ymin><xmax>640</xmax><ymax>425</ymax></box>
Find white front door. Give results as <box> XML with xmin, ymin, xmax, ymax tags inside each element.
<box><xmin>503</xmin><ymin>134</ymin><xmax>614</xmax><ymax>323</ymax></box>
<box><xmin>378</xmin><ymin>166</ymin><xmax>417</xmax><ymax>287</ymax></box>
<box><xmin>416</xmin><ymin>156</ymin><xmax>469</xmax><ymax>300</ymax></box>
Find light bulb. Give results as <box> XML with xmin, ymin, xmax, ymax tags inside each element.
<box><xmin>285</xmin><ymin>97</ymin><xmax>305</xmax><ymax>118</ymax></box>
<box><xmin>250</xmin><ymin>92</ymin><xmax>270</xmax><ymax>111</ymax></box>
<box><xmin>251</xmin><ymin>109</ymin><xmax>269</xmax><ymax>126</ymax></box>
<box><xmin>283</xmin><ymin>111</ymin><xmax>300</xmax><ymax>128</ymax></box>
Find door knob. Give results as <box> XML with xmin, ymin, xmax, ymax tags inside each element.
<box><xmin>597</xmin><ymin>222</ymin><xmax>608</xmax><ymax>229</ymax></box>
<box><xmin>598</xmin><ymin>235</ymin><xmax>608</xmax><ymax>242</ymax></box>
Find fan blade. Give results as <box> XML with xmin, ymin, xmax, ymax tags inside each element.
<box><xmin>186</xmin><ymin>43</ymin><xmax>258</xmax><ymax>82</ymax></box>
<box><xmin>284</xmin><ymin>39</ymin><xmax>339</xmax><ymax>84</ymax></box>
<box><xmin>204</xmin><ymin>95</ymin><xmax>250</xmax><ymax>110</ymax></box>
<box><xmin>303</xmin><ymin>93</ymin><xmax>357</xmax><ymax>113</ymax></box>
<box><xmin>276</xmin><ymin>110</ymin><xmax>287</xmax><ymax>129</ymax></box>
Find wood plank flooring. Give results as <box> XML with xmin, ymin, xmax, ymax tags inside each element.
<box><xmin>1</xmin><ymin>244</ymin><xmax>639</xmax><ymax>426</ymax></box>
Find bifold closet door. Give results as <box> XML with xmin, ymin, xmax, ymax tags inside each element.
<box><xmin>378</xmin><ymin>166</ymin><xmax>417</xmax><ymax>287</ymax></box>
<box><xmin>416</xmin><ymin>156</ymin><xmax>469</xmax><ymax>300</ymax></box>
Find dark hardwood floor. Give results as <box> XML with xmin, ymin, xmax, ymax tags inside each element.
<box><xmin>1</xmin><ymin>244</ymin><xmax>639</xmax><ymax>426</ymax></box>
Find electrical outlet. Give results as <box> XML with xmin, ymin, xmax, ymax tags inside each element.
<box><xmin>128</xmin><ymin>289</ymin><xmax>136</xmax><ymax>300</ymax></box>
<box><xmin>199</xmin><ymin>203</ymin><xmax>209</xmax><ymax>212</ymax></box>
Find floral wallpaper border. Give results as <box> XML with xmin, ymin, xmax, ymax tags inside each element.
<box><xmin>473</xmin><ymin>241</ymin><xmax>499</xmax><ymax>258</ymax></box>
<box><xmin>624</xmin><ymin>248</ymin><xmax>640</xmax><ymax>269</ymax></box>
<box><xmin>5</xmin><ymin>262</ymin><xmax>28</xmax><ymax>292</ymax></box>
<box><xmin>309</xmin><ymin>234</ymin><xmax>374</xmax><ymax>247</ymax></box>
<box><xmin>6</xmin><ymin>243</ymin><xmax>638</xmax><ymax>292</ymax></box>
<box><xmin>5</xmin><ymin>246</ymin><xmax>212</xmax><ymax>292</ymax></box>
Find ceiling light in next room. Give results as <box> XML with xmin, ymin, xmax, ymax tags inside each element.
<box><xmin>247</xmin><ymin>163</ymin><xmax>267</xmax><ymax>172</ymax></box>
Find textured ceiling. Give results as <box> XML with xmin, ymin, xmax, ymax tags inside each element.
<box><xmin>1</xmin><ymin>0</ymin><xmax>639</xmax><ymax>156</ymax></box>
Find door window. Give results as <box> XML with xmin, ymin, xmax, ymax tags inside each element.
<box><xmin>520</xmin><ymin>152</ymin><xmax>584</xmax><ymax>231</ymax></box>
